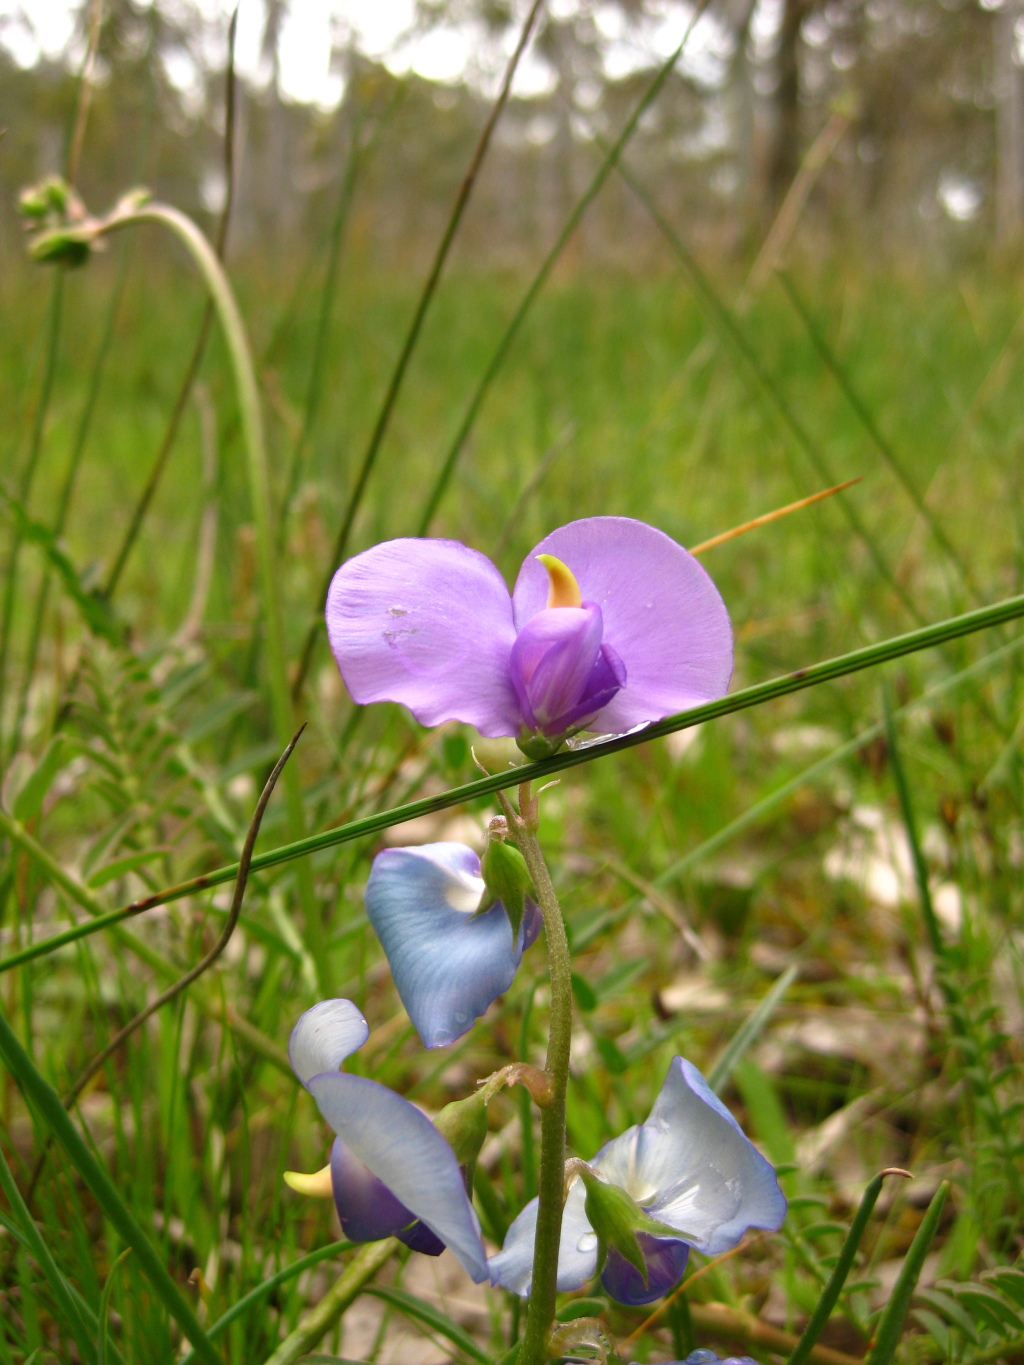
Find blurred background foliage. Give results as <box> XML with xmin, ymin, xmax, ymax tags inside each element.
<box><xmin>3</xmin><ymin>0</ymin><xmax>1024</xmax><ymax>1362</ymax></box>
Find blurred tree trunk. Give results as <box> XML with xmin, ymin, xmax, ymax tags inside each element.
<box><xmin>767</xmin><ymin>0</ymin><xmax>806</xmax><ymax>209</ymax></box>
<box><xmin>996</xmin><ymin>0</ymin><xmax>1024</xmax><ymax>241</ymax></box>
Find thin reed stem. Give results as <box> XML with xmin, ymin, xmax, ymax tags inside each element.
<box><xmin>102</xmin><ymin>10</ymin><xmax>237</xmax><ymax>599</ymax></box>
<box><xmin>11</xmin><ymin>243</ymin><xmax>133</xmax><ymax>758</ymax></box>
<box><xmin>0</xmin><ymin>272</ymin><xmax>64</xmax><ymax>768</ymax></box>
<box><xmin>411</xmin><ymin>0</ymin><xmax>715</xmax><ymax>545</ymax></box>
<box><xmin>778</xmin><ymin>269</ymin><xmax>976</xmax><ymax>599</ymax></box>
<box><xmin>291</xmin><ymin>0</ymin><xmax>545</xmax><ymax>702</ymax></box>
<box><xmin>277</xmin><ymin>98</ymin><xmax>362</xmax><ymax>549</ymax></box>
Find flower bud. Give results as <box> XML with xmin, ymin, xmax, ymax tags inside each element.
<box><xmin>576</xmin><ymin>1166</ymin><xmax>680</xmax><ymax>1285</ymax></box>
<box><xmin>479</xmin><ymin>829</ymin><xmax>533</xmax><ymax>939</ymax></box>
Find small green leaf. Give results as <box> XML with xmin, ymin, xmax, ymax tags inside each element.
<box><xmin>12</xmin><ymin>737</ymin><xmax>67</xmax><ymax>822</ymax></box>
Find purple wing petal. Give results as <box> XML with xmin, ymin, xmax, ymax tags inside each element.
<box><xmin>329</xmin><ymin>1137</ymin><xmax>416</xmax><ymax>1242</ymax></box>
<box><xmin>601</xmin><ymin>1233</ymin><xmax>690</xmax><ymax>1306</ymax></box>
<box><xmin>512</xmin><ymin>517</ymin><xmax>732</xmax><ymax>732</ymax></box>
<box><xmin>309</xmin><ymin>1070</ymin><xmax>489</xmax><ymax>1282</ymax></box>
<box><xmin>365</xmin><ymin>843</ymin><xmax>534</xmax><ymax>1048</ymax></box>
<box><xmin>326</xmin><ymin>538</ymin><xmax>521</xmax><ymax>737</ymax></box>
<box><xmin>289</xmin><ymin>999</ymin><xmax>369</xmax><ymax>1087</ymax></box>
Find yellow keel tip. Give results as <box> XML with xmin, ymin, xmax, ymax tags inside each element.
<box><xmin>284</xmin><ymin>1163</ymin><xmax>334</xmax><ymax>1198</ymax></box>
<box><xmin>536</xmin><ymin>554</ymin><xmax>582</xmax><ymax>609</ymax></box>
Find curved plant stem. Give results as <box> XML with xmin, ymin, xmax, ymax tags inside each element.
<box><xmin>22</xmin><ymin>725</ymin><xmax>303</xmax><ymax>1206</ymax></box>
<box><xmin>102</xmin><ymin>12</ymin><xmax>237</xmax><ymax>599</ymax></box>
<box><xmin>64</xmin><ymin>723</ymin><xmax>302</xmax><ymax>1107</ymax></box>
<box><xmin>502</xmin><ymin>781</ymin><xmax>573</xmax><ymax>1365</ymax></box>
<box><xmin>93</xmin><ymin>199</ymin><xmax>325</xmax><ymax>984</ymax></box>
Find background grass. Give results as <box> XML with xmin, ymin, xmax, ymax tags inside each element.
<box><xmin>2</xmin><ymin>226</ymin><xmax>1024</xmax><ymax>1364</ymax></box>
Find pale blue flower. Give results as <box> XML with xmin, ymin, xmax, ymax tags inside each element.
<box><xmin>489</xmin><ymin>1057</ymin><xmax>786</xmax><ymax>1305</ymax></box>
<box><xmin>285</xmin><ymin>998</ymin><xmax>488</xmax><ymax>1281</ymax></box>
<box><xmin>365</xmin><ymin>842</ymin><xmax>542</xmax><ymax>1049</ymax></box>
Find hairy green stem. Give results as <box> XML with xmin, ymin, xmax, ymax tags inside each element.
<box><xmin>261</xmin><ymin>1237</ymin><xmax>397</xmax><ymax>1365</ymax></box>
<box><xmin>506</xmin><ymin>783</ymin><xmax>573</xmax><ymax>1365</ymax></box>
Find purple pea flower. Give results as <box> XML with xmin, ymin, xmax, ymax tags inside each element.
<box><xmin>326</xmin><ymin>516</ymin><xmax>732</xmax><ymax>753</ymax></box>
<box><xmin>365</xmin><ymin>841</ymin><xmax>542</xmax><ymax>1049</ymax></box>
<box><xmin>488</xmin><ymin>1056</ymin><xmax>786</xmax><ymax>1305</ymax></box>
<box><xmin>284</xmin><ymin>999</ymin><xmax>488</xmax><ymax>1281</ymax></box>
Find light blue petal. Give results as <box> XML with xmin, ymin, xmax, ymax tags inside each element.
<box><xmin>595</xmin><ymin>1056</ymin><xmax>786</xmax><ymax>1256</ymax></box>
<box><xmin>309</xmin><ymin>1071</ymin><xmax>488</xmax><ymax>1282</ymax></box>
<box><xmin>366</xmin><ymin>842</ymin><xmax>531</xmax><ymax>1048</ymax></box>
<box><xmin>488</xmin><ymin>1180</ymin><xmax>596</xmax><ymax>1297</ymax></box>
<box><xmin>289</xmin><ymin>999</ymin><xmax>369</xmax><ymax>1087</ymax></box>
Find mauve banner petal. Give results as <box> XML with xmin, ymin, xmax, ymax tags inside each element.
<box><xmin>326</xmin><ymin>537</ymin><xmax>521</xmax><ymax>737</ymax></box>
<box><xmin>512</xmin><ymin>517</ymin><xmax>733</xmax><ymax>732</ymax></box>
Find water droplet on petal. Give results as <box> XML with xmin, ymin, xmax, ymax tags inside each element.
<box><xmin>577</xmin><ymin>1232</ymin><xmax>598</xmax><ymax>1253</ymax></box>
<box><xmin>435</xmin><ymin>1029</ymin><xmax>452</xmax><ymax>1046</ymax></box>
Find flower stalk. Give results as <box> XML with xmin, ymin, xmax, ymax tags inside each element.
<box><xmin>501</xmin><ymin>781</ymin><xmax>574</xmax><ymax>1365</ymax></box>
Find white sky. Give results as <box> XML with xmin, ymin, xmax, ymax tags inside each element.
<box><xmin>0</xmin><ymin>0</ymin><xmax>731</xmax><ymax>111</ymax></box>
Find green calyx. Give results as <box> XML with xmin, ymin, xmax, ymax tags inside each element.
<box><xmin>517</xmin><ymin>733</ymin><xmax>562</xmax><ymax>760</ymax></box>
<box><xmin>576</xmin><ymin>1166</ymin><xmax>682</xmax><ymax>1285</ymax></box>
<box><xmin>479</xmin><ymin>832</ymin><xmax>534</xmax><ymax>938</ymax></box>
<box><xmin>433</xmin><ymin>1090</ymin><xmax>489</xmax><ymax>1172</ymax></box>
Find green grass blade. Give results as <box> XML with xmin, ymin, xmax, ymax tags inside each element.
<box><xmin>610</xmin><ymin>156</ymin><xmax>923</xmax><ymax>626</ymax></box>
<box><xmin>178</xmin><ymin>1241</ymin><xmax>353</xmax><ymax>1362</ymax></box>
<box><xmin>866</xmin><ymin>1182</ymin><xmax>949</xmax><ymax>1365</ymax></box>
<box><xmin>707</xmin><ymin>964</ymin><xmax>799</xmax><ymax>1094</ymax></box>
<box><xmin>0</xmin><ymin>1004</ymin><xmax>223</xmax><ymax>1365</ymax></box>
<box><xmin>413</xmin><ymin>1</ymin><xmax>714</xmax><ymax>543</ymax></box>
<box><xmin>786</xmin><ymin>1170</ymin><xmax>911</xmax><ymax>1365</ymax></box>
<box><xmin>98</xmin><ymin>1248</ymin><xmax>132</xmax><ymax>1365</ymax></box>
<box><xmin>292</xmin><ymin>0</ymin><xmax>546</xmax><ymax>701</ymax></box>
<box><xmin>777</xmin><ymin>270</ymin><xmax>974</xmax><ymax>597</ymax></box>
<box><xmin>0</xmin><ymin>1138</ymin><xmax>98</xmax><ymax>1364</ymax></box>
<box><xmin>0</xmin><ymin>271</ymin><xmax>65</xmax><ymax>760</ymax></box>
<box><xmin>882</xmin><ymin>687</ymin><xmax>945</xmax><ymax>959</ymax></box>
<box><xmin>3</xmin><ymin>590</ymin><xmax>1024</xmax><ymax>975</ymax></box>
